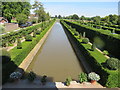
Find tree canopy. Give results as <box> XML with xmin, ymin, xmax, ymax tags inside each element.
<box><xmin>2</xmin><ymin>2</ymin><xmax>31</xmax><ymax>23</ymax></box>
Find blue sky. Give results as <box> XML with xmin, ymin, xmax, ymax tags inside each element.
<box><xmin>30</xmin><ymin>0</ymin><xmax>119</xmax><ymax>17</ymax></box>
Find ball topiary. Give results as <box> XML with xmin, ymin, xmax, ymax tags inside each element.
<box><xmin>25</xmin><ymin>35</ymin><xmax>32</xmax><ymax>41</ymax></box>
<box><xmin>65</xmin><ymin>77</ymin><xmax>72</xmax><ymax>86</ymax></box>
<box><xmin>88</xmin><ymin>72</ymin><xmax>100</xmax><ymax>81</ymax></box>
<box><xmin>105</xmin><ymin>58</ymin><xmax>120</xmax><ymax>70</ymax></box>
<box><xmin>82</xmin><ymin>38</ymin><xmax>89</xmax><ymax>44</ymax></box>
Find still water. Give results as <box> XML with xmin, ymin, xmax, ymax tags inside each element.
<box><xmin>27</xmin><ymin>22</ymin><xmax>84</xmax><ymax>82</ymax></box>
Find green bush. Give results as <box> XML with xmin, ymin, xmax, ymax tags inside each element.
<box><xmin>65</xmin><ymin>77</ymin><xmax>72</xmax><ymax>86</ymax></box>
<box><xmin>33</xmin><ymin>31</ymin><xmax>36</xmax><ymax>37</ymax></box>
<box><xmin>82</xmin><ymin>38</ymin><xmax>89</xmax><ymax>44</ymax></box>
<box><xmin>91</xmin><ymin>43</ymin><xmax>96</xmax><ymax>51</ymax></box>
<box><xmin>41</xmin><ymin>75</ymin><xmax>47</xmax><ymax>85</ymax></box>
<box><xmin>27</xmin><ymin>72</ymin><xmax>36</xmax><ymax>82</ymax></box>
<box><xmin>36</xmin><ymin>30</ymin><xmax>41</xmax><ymax>35</ymax></box>
<box><xmin>78</xmin><ymin>72</ymin><xmax>88</xmax><ymax>83</ymax></box>
<box><xmin>17</xmin><ymin>38</ymin><xmax>22</xmax><ymax>49</ymax></box>
<box><xmin>60</xmin><ymin>20</ymin><xmax>120</xmax><ymax>88</ymax></box>
<box><xmin>25</xmin><ymin>35</ymin><xmax>32</xmax><ymax>41</ymax></box>
<box><xmin>88</xmin><ymin>72</ymin><xmax>100</xmax><ymax>81</ymax></box>
<box><xmin>103</xmin><ymin>50</ymin><xmax>109</xmax><ymax>55</ymax></box>
<box><xmin>105</xmin><ymin>58</ymin><xmax>120</xmax><ymax>70</ymax></box>
<box><xmin>74</xmin><ymin>31</ymin><xmax>79</xmax><ymax>36</ymax></box>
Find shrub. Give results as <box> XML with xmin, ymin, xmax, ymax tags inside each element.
<box><xmin>65</xmin><ymin>77</ymin><xmax>72</xmax><ymax>86</ymax></box>
<box><xmin>91</xmin><ymin>43</ymin><xmax>96</xmax><ymax>51</ymax></box>
<box><xmin>33</xmin><ymin>31</ymin><xmax>36</xmax><ymax>37</ymax></box>
<box><xmin>82</xmin><ymin>38</ymin><xmax>89</xmax><ymax>44</ymax></box>
<box><xmin>10</xmin><ymin>72</ymin><xmax>22</xmax><ymax>80</ymax></box>
<box><xmin>105</xmin><ymin>58</ymin><xmax>120</xmax><ymax>70</ymax></box>
<box><xmin>83</xmin><ymin>32</ymin><xmax>86</xmax><ymax>38</ymax></box>
<box><xmin>41</xmin><ymin>75</ymin><xmax>47</xmax><ymax>85</ymax></box>
<box><xmin>103</xmin><ymin>50</ymin><xmax>109</xmax><ymax>55</ymax></box>
<box><xmin>25</xmin><ymin>35</ymin><xmax>32</xmax><ymax>41</ymax></box>
<box><xmin>36</xmin><ymin>30</ymin><xmax>41</xmax><ymax>35</ymax></box>
<box><xmin>78</xmin><ymin>72</ymin><xmax>88</xmax><ymax>83</ymax></box>
<box><xmin>88</xmin><ymin>72</ymin><xmax>100</xmax><ymax>81</ymax></box>
<box><xmin>74</xmin><ymin>31</ymin><xmax>79</xmax><ymax>36</ymax></box>
<box><xmin>17</xmin><ymin>38</ymin><xmax>22</xmax><ymax>49</ymax></box>
<box><xmin>27</xmin><ymin>72</ymin><xmax>36</xmax><ymax>82</ymax></box>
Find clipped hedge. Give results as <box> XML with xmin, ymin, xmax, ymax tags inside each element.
<box><xmin>61</xmin><ymin>20</ymin><xmax>120</xmax><ymax>88</ymax></box>
<box><xmin>9</xmin><ymin>20</ymin><xmax>55</xmax><ymax>66</ymax></box>
<box><xmin>64</xmin><ymin>20</ymin><xmax>120</xmax><ymax>60</ymax></box>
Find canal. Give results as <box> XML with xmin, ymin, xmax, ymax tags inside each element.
<box><xmin>27</xmin><ymin>21</ymin><xmax>84</xmax><ymax>82</ymax></box>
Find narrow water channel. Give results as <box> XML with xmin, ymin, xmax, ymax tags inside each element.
<box><xmin>27</xmin><ymin>22</ymin><xmax>84</xmax><ymax>82</ymax></box>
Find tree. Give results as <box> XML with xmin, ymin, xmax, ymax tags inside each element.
<box><xmin>58</xmin><ymin>15</ymin><xmax>62</xmax><ymax>19</ymax></box>
<box><xmin>32</xmin><ymin>1</ymin><xmax>50</xmax><ymax>22</ymax></box>
<box><xmin>80</xmin><ymin>15</ymin><xmax>85</xmax><ymax>21</ymax></box>
<box><xmin>17</xmin><ymin>38</ymin><xmax>22</xmax><ymax>49</ymax></box>
<box><xmin>71</xmin><ymin>14</ymin><xmax>79</xmax><ymax>20</ymax></box>
<box><xmin>2</xmin><ymin>2</ymin><xmax>31</xmax><ymax>22</ymax></box>
<box><xmin>16</xmin><ymin>13</ymin><xmax>28</xmax><ymax>25</ymax></box>
<box><xmin>93</xmin><ymin>16</ymin><xmax>101</xmax><ymax>25</ymax></box>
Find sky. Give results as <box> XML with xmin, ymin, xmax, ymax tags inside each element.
<box><xmin>30</xmin><ymin>0</ymin><xmax>119</xmax><ymax>17</ymax></box>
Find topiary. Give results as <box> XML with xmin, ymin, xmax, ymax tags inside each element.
<box><xmin>82</xmin><ymin>38</ymin><xmax>89</xmax><ymax>44</ymax></box>
<box><xmin>25</xmin><ymin>35</ymin><xmax>32</xmax><ymax>41</ymax></box>
<box><xmin>78</xmin><ymin>72</ymin><xmax>88</xmax><ymax>83</ymax></box>
<box><xmin>36</xmin><ymin>30</ymin><xmax>41</xmax><ymax>35</ymax></box>
<box><xmin>91</xmin><ymin>43</ymin><xmax>96</xmax><ymax>51</ymax></box>
<box><xmin>83</xmin><ymin>32</ymin><xmax>86</xmax><ymax>38</ymax></box>
<box><xmin>65</xmin><ymin>77</ymin><xmax>72</xmax><ymax>86</ymax></box>
<box><xmin>41</xmin><ymin>75</ymin><xmax>47</xmax><ymax>85</ymax></box>
<box><xmin>103</xmin><ymin>50</ymin><xmax>109</xmax><ymax>55</ymax></box>
<box><xmin>27</xmin><ymin>71</ymin><xmax>36</xmax><ymax>82</ymax></box>
<box><xmin>33</xmin><ymin>31</ymin><xmax>36</xmax><ymax>37</ymax></box>
<box><xmin>17</xmin><ymin>38</ymin><xmax>22</xmax><ymax>49</ymax></box>
<box><xmin>105</xmin><ymin>58</ymin><xmax>120</xmax><ymax>70</ymax></box>
<box><xmin>74</xmin><ymin>31</ymin><xmax>79</xmax><ymax>36</ymax></box>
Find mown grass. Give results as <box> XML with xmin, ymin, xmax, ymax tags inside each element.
<box><xmin>9</xmin><ymin>20</ymin><xmax>55</xmax><ymax>66</ymax></box>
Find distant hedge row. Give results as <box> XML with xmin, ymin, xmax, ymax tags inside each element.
<box><xmin>64</xmin><ymin>20</ymin><xmax>120</xmax><ymax>60</ymax></box>
<box><xmin>60</xmin><ymin>20</ymin><xmax>120</xmax><ymax>88</ymax></box>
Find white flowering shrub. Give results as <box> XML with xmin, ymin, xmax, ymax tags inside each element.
<box><xmin>10</xmin><ymin>72</ymin><xmax>22</xmax><ymax>80</ymax></box>
<box><xmin>88</xmin><ymin>72</ymin><xmax>100</xmax><ymax>81</ymax></box>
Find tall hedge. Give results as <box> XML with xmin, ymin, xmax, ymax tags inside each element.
<box><xmin>64</xmin><ymin>20</ymin><xmax>120</xmax><ymax>60</ymax></box>
<box><xmin>61</xmin><ymin>20</ymin><xmax>120</xmax><ymax>88</ymax></box>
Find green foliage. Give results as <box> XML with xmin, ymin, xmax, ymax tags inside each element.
<box><xmin>33</xmin><ymin>31</ymin><xmax>36</xmax><ymax>37</ymax></box>
<box><xmin>16</xmin><ymin>13</ymin><xmax>28</xmax><ymax>25</ymax></box>
<box><xmin>25</xmin><ymin>35</ymin><xmax>32</xmax><ymax>41</ymax></box>
<box><xmin>83</xmin><ymin>32</ymin><xmax>86</xmax><ymax>38</ymax></box>
<box><xmin>36</xmin><ymin>30</ymin><xmax>41</xmax><ymax>35</ymax></box>
<box><xmin>2</xmin><ymin>2</ymin><xmax>31</xmax><ymax>22</ymax></box>
<box><xmin>61</xmin><ymin>20</ymin><xmax>119</xmax><ymax>88</ymax></box>
<box><xmin>65</xmin><ymin>77</ymin><xmax>72</xmax><ymax>86</ymax></box>
<box><xmin>103</xmin><ymin>50</ymin><xmax>109</xmax><ymax>55</ymax></box>
<box><xmin>74</xmin><ymin>31</ymin><xmax>79</xmax><ymax>36</ymax></box>
<box><xmin>41</xmin><ymin>75</ymin><xmax>47</xmax><ymax>84</ymax></box>
<box><xmin>17</xmin><ymin>38</ymin><xmax>22</xmax><ymax>49</ymax></box>
<box><xmin>91</xmin><ymin>43</ymin><xmax>96</xmax><ymax>51</ymax></box>
<box><xmin>0</xmin><ymin>24</ymin><xmax>5</xmax><ymax>34</ymax></box>
<box><xmin>9</xmin><ymin>20</ymin><xmax>55</xmax><ymax>66</ymax></box>
<box><xmin>71</xmin><ymin>14</ymin><xmax>79</xmax><ymax>20</ymax></box>
<box><xmin>82</xmin><ymin>38</ymin><xmax>89</xmax><ymax>44</ymax></box>
<box><xmin>105</xmin><ymin>58</ymin><xmax>120</xmax><ymax>70</ymax></box>
<box><xmin>27</xmin><ymin>72</ymin><xmax>36</xmax><ymax>82</ymax></box>
<box><xmin>78</xmin><ymin>72</ymin><xmax>88</xmax><ymax>83</ymax></box>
